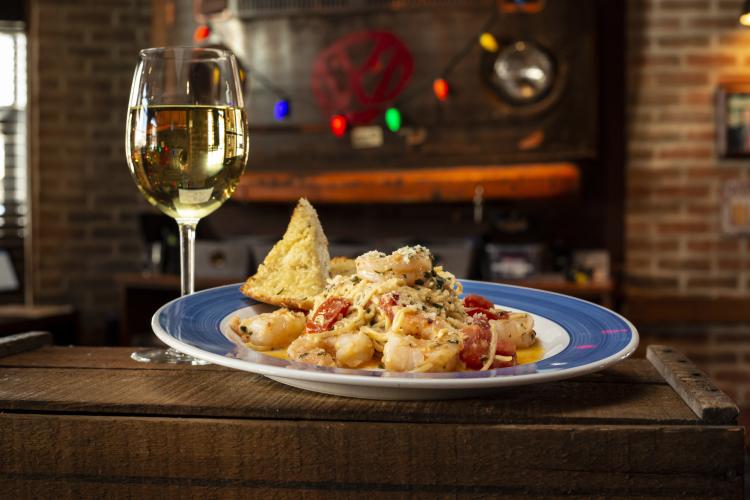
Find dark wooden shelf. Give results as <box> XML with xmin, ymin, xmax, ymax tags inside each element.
<box><xmin>234</xmin><ymin>163</ymin><xmax>580</xmax><ymax>203</ymax></box>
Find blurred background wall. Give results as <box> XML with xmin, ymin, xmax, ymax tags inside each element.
<box><xmin>28</xmin><ymin>0</ymin><xmax>151</xmax><ymax>343</ymax></box>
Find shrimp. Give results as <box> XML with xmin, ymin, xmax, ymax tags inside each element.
<box><xmin>287</xmin><ymin>331</ymin><xmax>374</xmax><ymax>369</ymax></box>
<box><xmin>287</xmin><ymin>333</ymin><xmax>336</xmax><ymax>367</ymax></box>
<box><xmin>334</xmin><ymin>332</ymin><xmax>375</xmax><ymax>368</ymax></box>
<box><xmin>391</xmin><ymin>307</ymin><xmax>449</xmax><ymax>340</ymax></box>
<box><xmin>382</xmin><ymin>332</ymin><xmax>425</xmax><ymax>371</ymax></box>
<box><xmin>381</xmin><ymin>332</ymin><xmax>460</xmax><ymax>372</ymax></box>
<box><xmin>490</xmin><ymin>312</ymin><xmax>536</xmax><ymax>348</ymax></box>
<box><xmin>355</xmin><ymin>245</ymin><xmax>433</xmax><ymax>286</ymax></box>
<box><xmin>235</xmin><ymin>308</ymin><xmax>306</xmax><ymax>349</ymax></box>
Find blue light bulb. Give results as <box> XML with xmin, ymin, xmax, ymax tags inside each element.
<box><xmin>274</xmin><ymin>99</ymin><xmax>290</xmax><ymax>121</ymax></box>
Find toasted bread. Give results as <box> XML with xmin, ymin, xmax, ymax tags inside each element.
<box><xmin>241</xmin><ymin>199</ymin><xmax>330</xmax><ymax>311</ymax></box>
<box><xmin>330</xmin><ymin>256</ymin><xmax>357</xmax><ymax>277</ymax></box>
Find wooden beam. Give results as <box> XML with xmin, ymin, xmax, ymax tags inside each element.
<box><xmin>647</xmin><ymin>345</ymin><xmax>739</xmax><ymax>425</ymax></box>
<box><xmin>234</xmin><ymin>163</ymin><xmax>580</xmax><ymax>203</ymax></box>
<box><xmin>0</xmin><ymin>331</ymin><xmax>51</xmax><ymax>359</ymax></box>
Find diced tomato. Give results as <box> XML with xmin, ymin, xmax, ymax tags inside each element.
<box><xmin>460</xmin><ymin>322</ymin><xmax>517</xmax><ymax>370</ymax></box>
<box><xmin>460</xmin><ymin>324</ymin><xmax>491</xmax><ymax>370</ymax></box>
<box><xmin>306</xmin><ymin>297</ymin><xmax>352</xmax><ymax>333</ymax></box>
<box><xmin>463</xmin><ymin>294</ymin><xmax>494</xmax><ymax>309</ymax></box>
<box><xmin>379</xmin><ymin>292</ymin><xmax>400</xmax><ymax>322</ymax></box>
<box><xmin>466</xmin><ymin>307</ymin><xmax>510</xmax><ymax>321</ymax></box>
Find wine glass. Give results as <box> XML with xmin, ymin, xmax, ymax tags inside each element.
<box><xmin>125</xmin><ymin>47</ymin><xmax>248</xmax><ymax>364</ymax></box>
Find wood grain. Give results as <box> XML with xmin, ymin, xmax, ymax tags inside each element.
<box><xmin>0</xmin><ymin>331</ymin><xmax>51</xmax><ymax>359</ymax></box>
<box><xmin>646</xmin><ymin>345</ymin><xmax>739</xmax><ymax>425</ymax></box>
<box><xmin>234</xmin><ymin>163</ymin><xmax>580</xmax><ymax>203</ymax></box>
<box><xmin>0</xmin><ymin>414</ymin><xmax>743</xmax><ymax>499</ymax></box>
<box><xmin>0</xmin><ymin>355</ymin><xmax>697</xmax><ymax>425</ymax></box>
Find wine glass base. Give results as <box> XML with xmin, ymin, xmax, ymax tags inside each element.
<box><xmin>131</xmin><ymin>347</ymin><xmax>210</xmax><ymax>365</ymax></box>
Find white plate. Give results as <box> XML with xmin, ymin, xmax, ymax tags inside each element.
<box><xmin>152</xmin><ymin>280</ymin><xmax>638</xmax><ymax>400</ymax></box>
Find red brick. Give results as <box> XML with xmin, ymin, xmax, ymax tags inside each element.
<box><xmin>657</xmin><ymin>110</ymin><xmax>714</xmax><ymax>123</ymax></box>
<box><xmin>686</xmin><ymin>276</ymin><xmax>739</xmax><ymax>288</ymax></box>
<box><xmin>630</xmin><ymin>92</ymin><xmax>682</xmax><ymax>107</ymax></box>
<box><xmin>688</xmin><ymin>17</ymin><xmax>743</xmax><ymax>30</ymax></box>
<box><xmin>659</xmin><ymin>258</ymin><xmax>711</xmax><ymax>271</ymax></box>
<box><xmin>625</xmin><ymin>275</ymin><xmax>680</xmax><ymax>289</ymax></box>
<box><xmin>684</xmin><ymin>54</ymin><xmax>737</xmax><ymax>66</ymax></box>
<box><xmin>657</xmin><ymin>35</ymin><xmax>711</xmax><ymax>48</ymax></box>
<box><xmin>656</xmin><ymin>147</ymin><xmax>713</xmax><ymax>159</ymax></box>
<box><xmin>652</xmin><ymin>185</ymin><xmax>711</xmax><ymax>197</ymax></box>
<box><xmin>686</xmin><ymin>167</ymin><xmax>744</xmax><ymax>180</ymax></box>
<box><xmin>682</xmin><ymin>92</ymin><xmax>715</xmax><ymax>106</ymax></box>
<box><xmin>628</xmin><ymin>239</ymin><xmax>680</xmax><ymax>252</ymax></box>
<box><xmin>718</xmin><ymin>258</ymin><xmax>750</xmax><ymax>270</ymax></box>
<box><xmin>654</xmin><ymin>72</ymin><xmax>710</xmax><ymax>86</ymax></box>
<box><xmin>626</xmin><ymin>257</ymin><xmax>651</xmax><ymax>269</ymax></box>
<box><xmin>686</xmin><ymin>203</ymin><xmax>720</xmax><ymax>216</ymax></box>
<box><xmin>628</xmin><ymin>166</ymin><xmax>683</xmax><ymax>179</ymax></box>
<box><xmin>629</xmin><ymin>54</ymin><xmax>681</xmax><ymax>67</ymax></box>
<box><xmin>686</xmin><ymin>240</ymin><xmax>741</xmax><ymax>252</ymax></box>
<box><xmin>657</xmin><ymin>221</ymin><xmax>711</xmax><ymax>234</ymax></box>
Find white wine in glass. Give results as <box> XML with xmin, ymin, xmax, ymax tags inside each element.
<box><xmin>125</xmin><ymin>47</ymin><xmax>248</xmax><ymax>364</ymax></box>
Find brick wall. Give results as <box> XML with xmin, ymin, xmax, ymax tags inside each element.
<box><xmin>627</xmin><ymin>0</ymin><xmax>750</xmax><ymax>297</ymax></box>
<box><xmin>627</xmin><ymin>0</ymin><xmax>750</xmax><ymax>410</ymax></box>
<box><xmin>28</xmin><ymin>0</ymin><xmax>151</xmax><ymax>344</ymax></box>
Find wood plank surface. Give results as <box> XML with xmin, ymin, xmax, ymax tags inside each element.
<box><xmin>0</xmin><ymin>349</ymin><xmax>697</xmax><ymax>425</ymax></box>
<box><xmin>0</xmin><ymin>346</ymin><xmax>666</xmax><ymax>382</ymax></box>
<box><xmin>0</xmin><ymin>414</ymin><xmax>743</xmax><ymax>499</ymax></box>
<box><xmin>647</xmin><ymin>345</ymin><xmax>739</xmax><ymax>425</ymax></box>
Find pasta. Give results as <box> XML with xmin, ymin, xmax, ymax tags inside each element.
<box><xmin>232</xmin><ymin>245</ymin><xmax>538</xmax><ymax>372</ymax></box>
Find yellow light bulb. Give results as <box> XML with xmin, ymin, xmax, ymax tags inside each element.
<box><xmin>479</xmin><ymin>32</ymin><xmax>499</xmax><ymax>52</ymax></box>
<box><xmin>741</xmin><ymin>12</ymin><xmax>750</xmax><ymax>26</ymax></box>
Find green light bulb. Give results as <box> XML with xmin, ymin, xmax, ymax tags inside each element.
<box><xmin>385</xmin><ymin>107</ymin><xmax>401</xmax><ymax>133</ymax></box>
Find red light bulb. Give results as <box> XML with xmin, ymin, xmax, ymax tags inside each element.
<box><xmin>330</xmin><ymin>115</ymin><xmax>347</xmax><ymax>137</ymax></box>
<box><xmin>433</xmin><ymin>78</ymin><xmax>449</xmax><ymax>101</ymax></box>
<box><xmin>193</xmin><ymin>25</ymin><xmax>211</xmax><ymax>42</ymax></box>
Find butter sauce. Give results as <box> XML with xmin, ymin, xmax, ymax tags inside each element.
<box><xmin>260</xmin><ymin>341</ymin><xmax>544</xmax><ymax>370</ymax></box>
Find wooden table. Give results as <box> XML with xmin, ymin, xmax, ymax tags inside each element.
<box><xmin>0</xmin><ymin>333</ymin><xmax>745</xmax><ymax>499</ymax></box>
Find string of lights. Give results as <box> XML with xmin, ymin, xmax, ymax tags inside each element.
<box><xmin>194</xmin><ymin>9</ymin><xmax>503</xmax><ymax>137</ymax></box>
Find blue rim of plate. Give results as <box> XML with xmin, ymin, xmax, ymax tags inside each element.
<box><xmin>152</xmin><ymin>280</ymin><xmax>639</xmax><ymax>388</ymax></box>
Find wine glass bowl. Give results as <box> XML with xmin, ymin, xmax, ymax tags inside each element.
<box><xmin>126</xmin><ymin>47</ymin><xmax>248</xmax><ymax>364</ymax></box>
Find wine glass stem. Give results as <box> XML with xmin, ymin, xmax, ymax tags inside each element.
<box><xmin>177</xmin><ymin>220</ymin><xmax>198</xmax><ymax>296</ymax></box>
